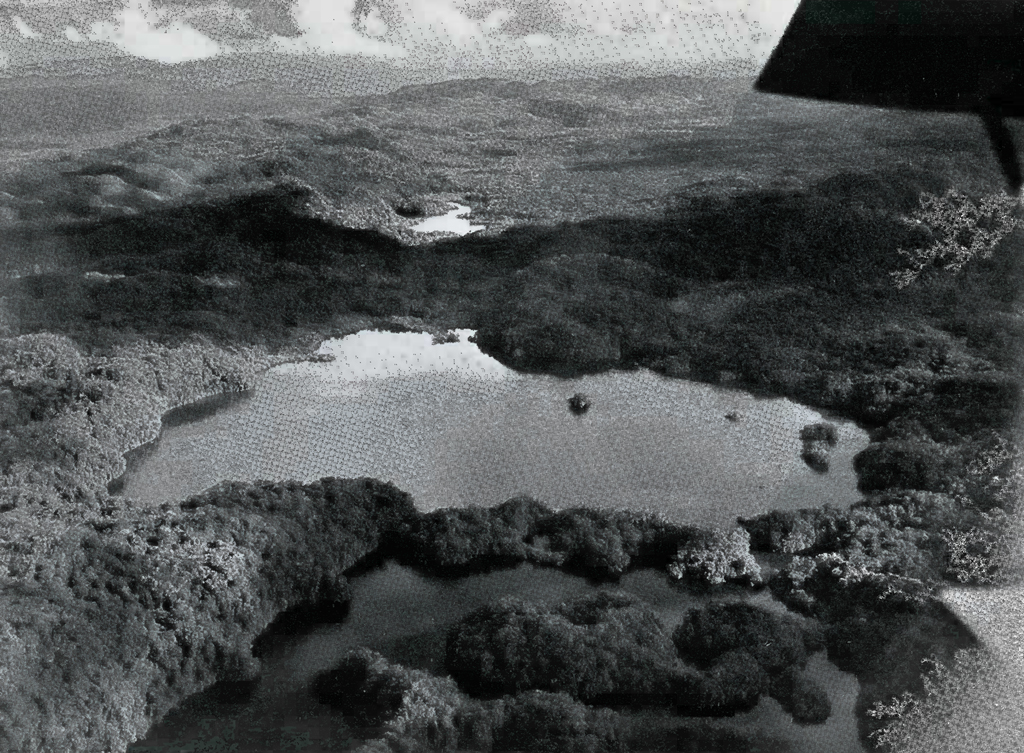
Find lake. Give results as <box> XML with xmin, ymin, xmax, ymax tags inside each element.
<box><xmin>410</xmin><ymin>203</ymin><xmax>486</xmax><ymax>235</ymax></box>
<box><xmin>117</xmin><ymin>330</ymin><xmax>869</xmax><ymax>528</ymax></box>
<box><xmin>122</xmin><ymin>333</ymin><xmax>870</xmax><ymax>751</ymax></box>
<box><xmin>131</xmin><ymin>562</ymin><xmax>866</xmax><ymax>753</ymax></box>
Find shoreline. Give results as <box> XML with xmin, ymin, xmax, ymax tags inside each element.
<box><xmin>1</xmin><ymin>312</ymin><xmax>1009</xmax><ymax>751</ymax></box>
<box><xmin>106</xmin><ymin>329</ymin><xmax>868</xmax><ymax>521</ymax></box>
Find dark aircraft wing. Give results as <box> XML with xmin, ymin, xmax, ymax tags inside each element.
<box><xmin>755</xmin><ymin>0</ymin><xmax>1024</xmax><ymax>191</ymax></box>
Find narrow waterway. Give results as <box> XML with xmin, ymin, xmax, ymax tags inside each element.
<box><xmin>131</xmin><ymin>563</ymin><xmax>866</xmax><ymax>753</ymax></box>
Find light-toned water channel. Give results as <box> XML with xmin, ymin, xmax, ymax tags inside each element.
<box><xmin>410</xmin><ymin>203</ymin><xmax>485</xmax><ymax>235</ymax></box>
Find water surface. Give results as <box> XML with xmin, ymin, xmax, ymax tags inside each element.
<box><xmin>119</xmin><ymin>330</ymin><xmax>869</xmax><ymax>528</ymax></box>
<box><xmin>133</xmin><ymin>563</ymin><xmax>866</xmax><ymax>753</ymax></box>
<box><xmin>410</xmin><ymin>203</ymin><xmax>485</xmax><ymax>234</ymax></box>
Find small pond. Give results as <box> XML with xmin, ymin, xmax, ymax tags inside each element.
<box><xmin>117</xmin><ymin>330</ymin><xmax>869</xmax><ymax>529</ymax></box>
<box><xmin>410</xmin><ymin>203</ymin><xmax>485</xmax><ymax>235</ymax></box>
<box><xmin>131</xmin><ymin>562</ymin><xmax>866</xmax><ymax>753</ymax></box>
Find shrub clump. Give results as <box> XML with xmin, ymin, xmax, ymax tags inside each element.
<box><xmin>314</xmin><ymin>648</ymin><xmax>415</xmax><ymax>725</ymax></box>
<box><xmin>667</xmin><ymin>528</ymin><xmax>762</xmax><ymax>587</ymax></box>
<box><xmin>445</xmin><ymin>591</ymin><xmax>680</xmax><ymax>701</ymax></box>
<box><xmin>800</xmin><ymin>421</ymin><xmax>839</xmax><ymax>472</ymax></box>
<box><xmin>671</xmin><ymin>651</ymin><xmax>770</xmax><ymax>716</ymax></box>
<box><xmin>769</xmin><ymin>667</ymin><xmax>832</xmax><ymax>724</ymax></box>
<box><xmin>671</xmin><ymin>603</ymin><xmax>830</xmax><ymax>723</ymax></box>
<box><xmin>671</xmin><ymin>603</ymin><xmax>814</xmax><ymax>673</ymax></box>
<box><xmin>446</xmin><ymin>592</ymin><xmax>829</xmax><ymax>725</ymax></box>
<box><xmin>313</xmin><ymin>651</ymin><xmax>626</xmax><ymax>753</ymax></box>
<box><xmin>493</xmin><ymin>690</ymin><xmax>626</xmax><ymax>753</ymax></box>
<box><xmin>400</xmin><ymin>498</ymin><xmax>701</xmax><ymax>579</ymax></box>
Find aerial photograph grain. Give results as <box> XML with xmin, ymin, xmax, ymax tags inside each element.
<box><xmin>1</xmin><ymin>2</ymin><xmax>1022</xmax><ymax>752</ymax></box>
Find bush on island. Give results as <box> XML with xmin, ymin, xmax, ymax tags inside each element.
<box><xmin>800</xmin><ymin>422</ymin><xmax>839</xmax><ymax>446</ymax></box>
<box><xmin>445</xmin><ymin>591</ymin><xmax>680</xmax><ymax>700</ymax></box>
<box><xmin>769</xmin><ymin>667</ymin><xmax>832</xmax><ymax>724</ymax></box>
<box><xmin>671</xmin><ymin>603</ymin><xmax>812</xmax><ymax>674</ymax></box>
<box><xmin>801</xmin><ymin>446</ymin><xmax>831</xmax><ymax>473</ymax></box>
<box><xmin>493</xmin><ymin>690</ymin><xmax>626</xmax><ymax>753</ymax></box>
<box><xmin>667</xmin><ymin>528</ymin><xmax>762</xmax><ymax>587</ymax></box>
<box><xmin>314</xmin><ymin>648</ymin><xmax>414</xmax><ymax>725</ymax></box>
<box><xmin>800</xmin><ymin>422</ymin><xmax>839</xmax><ymax>472</ymax></box>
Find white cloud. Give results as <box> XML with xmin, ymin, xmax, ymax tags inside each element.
<box><xmin>0</xmin><ymin>49</ymin><xmax>8</xmax><ymax>68</ymax></box>
<box><xmin>270</xmin><ymin>0</ymin><xmax>405</xmax><ymax>56</ymax></box>
<box><xmin>0</xmin><ymin>0</ymin><xmax>802</xmax><ymax>71</ymax></box>
<box><xmin>12</xmin><ymin>15</ymin><xmax>40</xmax><ymax>38</ymax></box>
<box><xmin>88</xmin><ymin>0</ymin><xmax>226</xmax><ymax>63</ymax></box>
<box><xmin>360</xmin><ymin>8</ymin><xmax>388</xmax><ymax>38</ymax></box>
<box><xmin>345</xmin><ymin>0</ymin><xmax>799</xmax><ymax>70</ymax></box>
<box><xmin>482</xmin><ymin>9</ymin><xmax>512</xmax><ymax>32</ymax></box>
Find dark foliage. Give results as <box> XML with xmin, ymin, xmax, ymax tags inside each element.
<box><xmin>314</xmin><ymin>648</ymin><xmax>413</xmax><ymax>724</ymax></box>
<box><xmin>445</xmin><ymin>591</ymin><xmax>680</xmax><ymax>701</ymax></box>
<box><xmin>671</xmin><ymin>603</ymin><xmax>812</xmax><ymax>674</ymax></box>
<box><xmin>0</xmin><ymin>477</ymin><xmax>416</xmax><ymax>753</ymax></box>
<box><xmin>854</xmin><ymin>439</ymin><xmax>965</xmax><ymax>494</ymax></box>
<box><xmin>400</xmin><ymin>504</ymin><xmax>542</xmax><ymax>575</ymax></box>
<box><xmin>671</xmin><ymin>650</ymin><xmax>770</xmax><ymax>716</ymax></box>
<box><xmin>445</xmin><ymin>592</ymin><xmax>831</xmax><ymax>726</ymax></box>
<box><xmin>311</xmin><ymin>650</ymin><xmax>629</xmax><ymax>753</ymax></box>
<box><xmin>493</xmin><ymin>691</ymin><xmax>626</xmax><ymax>753</ymax></box>
<box><xmin>769</xmin><ymin>667</ymin><xmax>832</xmax><ymax>724</ymax></box>
<box><xmin>398</xmin><ymin>499</ymin><xmax>700</xmax><ymax>579</ymax></box>
<box><xmin>670</xmin><ymin>603</ymin><xmax>831</xmax><ymax>722</ymax></box>
<box><xmin>801</xmin><ymin>422</ymin><xmax>839</xmax><ymax>472</ymax></box>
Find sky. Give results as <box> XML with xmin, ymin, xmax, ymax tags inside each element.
<box><xmin>0</xmin><ymin>0</ymin><xmax>801</xmax><ymax>74</ymax></box>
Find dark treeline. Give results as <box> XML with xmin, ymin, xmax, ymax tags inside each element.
<box><xmin>444</xmin><ymin>593</ymin><xmax>828</xmax><ymax>722</ymax></box>
<box><xmin>399</xmin><ymin>497</ymin><xmax>705</xmax><ymax>580</ymax></box>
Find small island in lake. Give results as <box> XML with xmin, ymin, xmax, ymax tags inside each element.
<box><xmin>800</xmin><ymin>422</ymin><xmax>840</xmax><ymax>473</ymax></box>
<box><xmin>569</xmin><ymin>392</ymin><xmax>592</xmax><ymax>414</ymax></box>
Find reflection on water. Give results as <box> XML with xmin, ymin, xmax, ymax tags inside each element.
<box><xmin>133</xmin><ymin>563</ymin><xmax>866</xmax><ymax>753</ymax></box>
<box><xmin>118</xmin><ymin>330</ymin><xmax>868</xmax><ymax>528</ymax></box>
